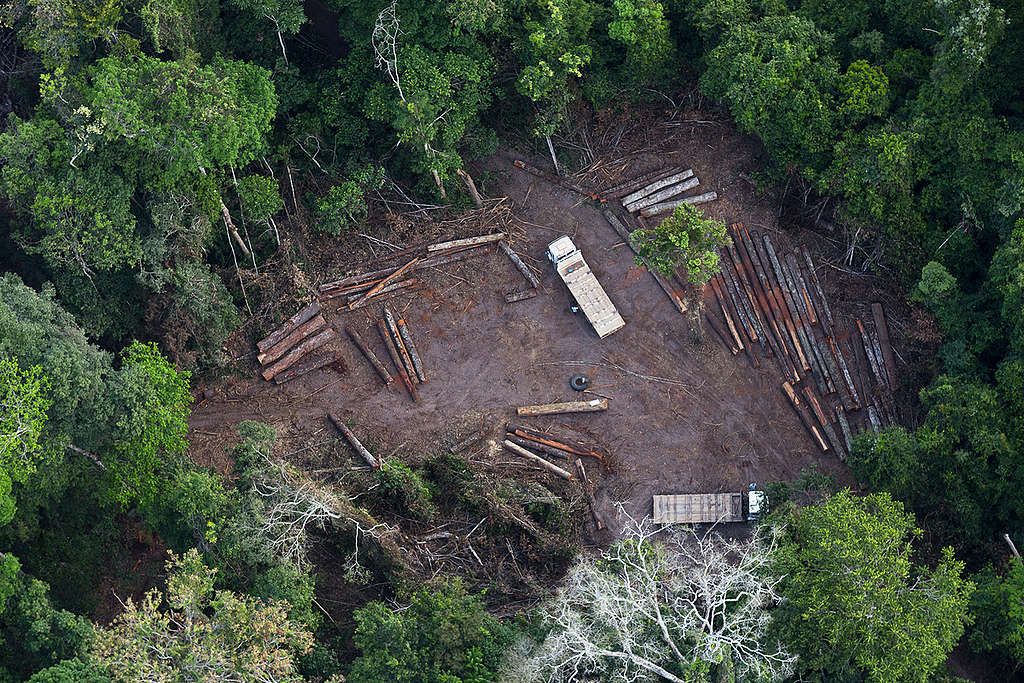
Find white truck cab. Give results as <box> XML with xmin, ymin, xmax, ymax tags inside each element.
<box><xmin>547</xmin><ymin>236</ymin><xmax>625</xmax><ymax>338</ymax></box>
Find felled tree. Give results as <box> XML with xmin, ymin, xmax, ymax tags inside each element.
<box><xmin>771</xmin><ymin>490</ymin><xmax>973</xmax><ymax>682</ymax></box>
<box><xmin>92</xmin><ymin>549</ymin><xmax>313</xmax><ymax>681</ymax></box>
<box><xmin>503</xmin><ymin>512</ymin><xmax>796</xmax><ymax>682</ymax></box>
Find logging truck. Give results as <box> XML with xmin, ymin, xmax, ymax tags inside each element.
<box><xmin>547</xmin><ymin>236</ymin><xmax>625</xmax><ymax>338</ymax></box>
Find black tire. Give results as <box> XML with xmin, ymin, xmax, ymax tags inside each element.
<box><xmin>570</xmin><ymin>374</ymin><xmax>589</xmax><ymax>391</ymax></box>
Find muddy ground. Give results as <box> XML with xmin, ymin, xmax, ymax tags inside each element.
<box><xmin>190</xmin><ymin>111</ymin><xmax>857</xmax><ymax>541</ymax></box>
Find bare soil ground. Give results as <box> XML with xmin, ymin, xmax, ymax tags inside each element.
<box><xmin>190</xmin><ymin>108</ymin><xmax>855</xmax><ymax>545</ymax></box>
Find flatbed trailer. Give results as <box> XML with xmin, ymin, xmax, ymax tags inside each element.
<box><xmin>653</xmin><ymin>493</ymin><xmax>745</xmax><ymax>524</ymax></box>
<box><xmin>547</xmin><ymin>236</ymin><xmax>625</xmax><ymax>338</ymax></box>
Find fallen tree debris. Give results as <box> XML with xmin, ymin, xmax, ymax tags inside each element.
<box><xmin>506</xmin><ymin>434</ymin><xmax>569</xmax><ymax>460</ymax></box>
<box><xmin>449</xmin><ymin>430</ymin><xmax>485</xmax><ymax>454</ymax></box>
<box><xmin>513</xmin><ymin>160</ymin><xmax>604</xmax><ymax>202</ymax></box>
<box><xmin>508</xmin><ymin>424</ymin><xmax>603</xmax><ymax>460</ymax></box>
<box><xmin>345</xmin><ymin>326</ymin><xmax>393</xmax><ymax>385</ymax></box>
<box><xmin>575</xmin><ymin>460</ymin><xmax>606</xmax><ymax>531</ymax></box>
<box><xmin>257</xmin><ymin>302</ymin><xmax>321</xmax><ymax>353</ymax></box>
<box><xmin>341</xmin><ymin>278</ymin><xmax>418</xmax><ymax>307</ymax></box>
<box><xmin>328</xmin><ymin>413</ymin><xmax>379</xmax><ymax>468</ymax></box>
<box><xmin>261</xmin><ymin>327</ymin><xmax>336</xmax><ymax>381</ymax></box>
<box><xmin>273</xmin><ymin>351</ymin><xmax>341</xmax><ymax>384</ymax></box>
<box><xmin>516</xmin><ymin>398</ymin><xmax>609</xmax><ymax>417</ymax></box>
<box><xmin>502</xmin><ymin>439</ymin><xmax>573</xmax><ymax>480</ymax></box>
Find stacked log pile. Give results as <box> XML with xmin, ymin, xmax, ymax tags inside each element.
<box><xmin>705</xmin><ymin>223</ymin><xmax>901</xmax><ymax>457</ymax></box>
<box><xmin>256</xmin><ymin>302</ymin><xmax>341</xmax><ymax>383</ymax></box>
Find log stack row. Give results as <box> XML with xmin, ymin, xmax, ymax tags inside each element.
<box><xmin>256</xmin><ymin>302</ymin><xmax>341</xmax><ymax>384</ymax></box>
<box><xmin>607</xmin><ymin>167</ymin><xmax>718</xmax><ymax>217</ymax></box>
<box><xmin>706</xmin><ymin>223</ymin><xmax>901</xmax><ymax>457</ymax></box>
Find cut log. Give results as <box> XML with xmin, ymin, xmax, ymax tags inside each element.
<box><xmin>836</xmin><ymin>405</ymin><xmax>854</xmax><ymax>453</ymax></box>
<box><xmin>710</xmin><ymin>277</ymin><xmax>743</xmax><ymax>350</ymax></box>
<box><xmin>258</xmin><ymin>315</ymin><xmax>327</xmax><ymax>365</ymax></box>
<box><xmin>621</xmin><ymin>170</ymin><xmax>694</xmax><ymax>205</ymax></box>
<box><xmin>706</xmin><ymin>312</ymin><xmax>739</xmax><ymax>355</ymax></box>
<box><xmin>752</xmin><ymin>231</ymin><xmax>808</xmax><ymax>372</ymax></box>
<box><xmin>449</xmin><ymin>430</ymin><xmax>485</xmax><ymax>454</ymax></box>
<box><xmin>869</xmin><ymin>326</ymin><xmax>889</xmax><ymax>388</ymax></box>
<box><xmin>829</xmin><ymin>336</ymin><xmax>861</xmax><ymax>410</ymax></box>
<box><xmin>867</xmin><ymin>405</ymin><xmax>882</xmax><ymax>433</ymax></box>
<box><xmin>456</xmin><ymin>169</ymin><xmax>484</xmax><ymax>208</ymax></box>
<box><xmin>724</xmin><ymin>246</ymin><xmax>765</xmax><ymax>347</ymax></box>
<box><xmin>513</xmin><ymin>160</ymin><xmax>604</xmax><ymax>202</ymax></box>
<box><xmin>257</xmin><ymin>302</ymin><xmax>322</xmax><ymax>352</ymax></box>
<box><xmin>349</xmin><ymin>258</ymin><xmax>420</xmax><ymax>310</ymax></box>
<box><xmin>320</xmin><ymin>278</ymin><xmax>384</xmax><ymax>301</ymax></box>
<box><xmin>576</xmin><ymin>460</ymin><xmax>606</xmax><ymax>531</ymax></box>
<box><xmin>508</xmin><ymin>425</ymin><xmax>602</xmax><ymax>459</ymax></box>
<box><xmin>803</xmin><ymin>386</ymin><xmax>841</xmax><ymax>456</ymax></box>
<box><xmin>640</xmin><ymin>191</ymin><xmax>718</xmax><ymax>216</ymax></box>
<box><xmin>377</xmin><ymin>319</ymin><xmax>419</xmax><ymax>402</ymax></box>
<box><xmin>396</xmin><ymin>312</ymin><xmax>426</xmax><ymax>383</ymax></box>
<box><xmin>732</xmin><ymin>224</ymin><xmax>794</xmax><ymax>377</ymax></box>
<box><xmin>383</xmin><ymin>307</ymin><xmax>418</xmax><ymax>384</ymax></box>
<box><xmin>502</xmin><ymin>440</ymin><xmax>573</xmax><ymax>480</ymax></box>
<box><xmin>350</xmin><ymin>284</ymin><xmax>425</xmax><ymax>310</ymax></box>
<box><xmin>343</xmin><ymin>278</ymin><xmax>418</xmax><ymax>305</ymax></box>
<box><xmin>604</xmin><ymin>209</ymin><xmax>686</xmax><ymax>314</ymax></box>
<box><xmin>625</xmin><ymin>177</ymin><xmax>700</xmax><ymax>213</ymax></box>
<box><xmin>322</xmin><ymin>246</ymin><xmax>493</xmax><ymax>292</ymax></box>
<box><xmin>516</xmin><ymin>398</ymin><xmax>608</xmax><ymax>417</ymax></box>
<box><xmin>871</xmin><ymin>303</ymin><xmax>899</xmax><ymax>391</ymax></box>
<box><xmin>603</xmin><ymin>166</ymin><xmax>684</xmax><ymax>197</ymax></box>
<box><xmin>782</xmin><ymin>382</ymin><xmax>829</xmax><ymax>452</ymax></box>
<box><xmin>505</xmin><ymin>288</ymin><xmax>538</xmax><ymax>303</ymax></box>
<box><xmin>428</xmin><ymin>232</ymin><xmax>505</xmax><ymax>253</ymax></box>
<box><xmin>506</xmin><ymin>434</ymin><xmax>568</xmax><ymax>460</ymax></box>
<box><xmin>327</xmin><ymin>413</ymin><xmax>379</xmax><ymax>468</ymax></box>
<box><xmin>273</xmin><ymin>351</ymin><xmax>340</xmax><ymax>384</ymax></box>
<box><xmin>261</xmin><ymin>328</ymin><xmax>336</xmax><ymax>381</ymax></box>
<box><xmin>786</xmin><ymin>253</ymin><xmax>816</xmax><ymax>324</ymax></box>
<box><xmin>719</xmin><ymin>254</ymin><xmax>758</xmax><ymax>343</ymax></box>
<box><xmin>498</xmin><ymin>240</ymin><xmax>542</xmax><ymax>289</ymax></box>
<box><xmin>857</xmin><ymin>319</ymin><xmax>886</xmax><ymax>388</ymax></box>
<box><xmin>345</xmin><ymin>326</ymin><xmax>393</xmax><ymax>385</ymax></box>
<box><xmin>801</xmin><ymin>245</ymin><xmax>835</xmax><ymax>333</ymax></box>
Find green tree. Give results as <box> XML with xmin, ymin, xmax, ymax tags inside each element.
<box><xmin>969</xmin><ymin>559</ymin><xmax>1024</xmax><ymax>668</ymax></box>
<box><xmin>839</xmin><ymin>59</ymin><xmax>890</xmax><ymax>121</ymax></box>
<box><xmin>607</xmin><ymin>0</ymin><xmax>672</xmax><ymax>79</ymax></box>
<box><xmin>92</xmin><ymin>549</ymin><xmax>313</xmax><ymax>681</ymax></box>
<box><xmin>348</xmin><ymin>579</ymin><xmax>514</xmax><ymax>682</ymax></box>
<box><xmin>771</xmin><ymin>490</ymin><xmax>973</xmax><ymax>682</ymax></box>
<box><xmin>631</xmin><ymin>203</ymin><xmax>728</xmax><ymax>285</ymax></box>
<box><xmin>700</xmin><ymin>15</ymin><xmax>840</xmax><ymax>167</ymax></box>
<box><xmin>0</xmin><ymin>554</ymin><xmax>96</xmax><ymax>680</ymax></box>
<box><xmin>315</xmin><ymin>166</ymin><xmax>384</xmax><ymax>235</ymax></box>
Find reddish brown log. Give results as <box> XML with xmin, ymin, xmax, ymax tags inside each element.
<box><xmin>261</xmin><ymin>327</ymin><xmax>336</xmax><ymax>380</ymax></box>
<box><xmin>510</xmin><ymin>428</ymin><xmax>602</xmax><ymax>460</ymax></box>
<box><xmin>502</xmin><ymin>440</ymin><xmax>573</xmax><ymax>479</ymax></box>
<box><xmin>377</xmin><ymin>319</ymin><xmax>419</xmax><ymax>402</ymax></box>
<box><xmin>782</xmin><ymin>382</ymin><xmax>829</xmax><ymax>452</ymax></box>
<box><xmin>328</xmin><ymin>413</ymin><xmax>379</xmax><ymax>468</ymax></box>
<box><xmin>273</xmin><ymin>351</ymin><xmax>340</xmax><ymax>384</ymax></box>
<box><xmin>345</xmin><ymin>326</ymin><xmax>393</xmax><ymax>385</ymax></box>
<box><xmin>506</xmin><ymin>434</ymin><xmax>568</xmax><ymax>460</ymax></box>
<box><xmin>257</xmin><ymin>302</ymin><xmax>321</xmax><ymax>352</ymax></box>
<box><xmin>258</xmin><ymin>315</ymin><xmax>327</xmax><ymax>365</ymax></box>
<box><xmin>872</xmin><ymin>302</ymin><xmax>899</xmax><ymax>391</ymax></box>
<box><xmin>383</xmin><ymin>307</ymin><xmax>417</xmax><ymax>384</ymax></box>
<box><xmin>576</xmin><ymin>460</ymin><xmax>606</xmax><ymax>531</ymax></box>
<box><xmin>349</xmin><ymin>258</ymin><xmax>420</xmax><ymax>310</ymax></box>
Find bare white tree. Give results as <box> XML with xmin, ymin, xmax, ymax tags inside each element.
<box><xmin>371</xmin><ymin>0</ymin><xmax>447</xmax><ymax>197</ymax></box>
<box><xmin>502</xmin><ymin>511</ymin><xmax>796</xmax><ymax>683</ymax></box>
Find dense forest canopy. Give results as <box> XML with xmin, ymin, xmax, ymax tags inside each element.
<box><xmin>1</xmin><ymin>0</ymin><xmax>1024</xmax><ymax>679</ymax></box>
